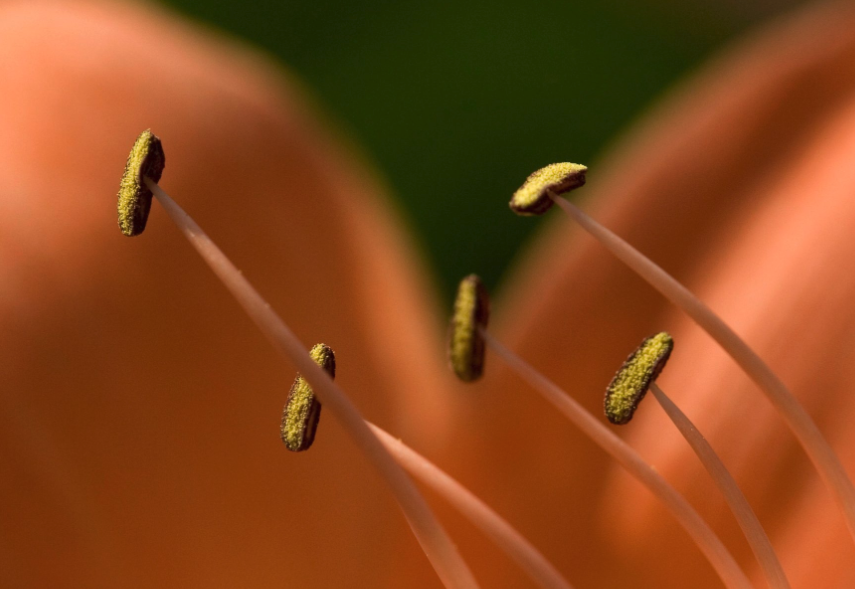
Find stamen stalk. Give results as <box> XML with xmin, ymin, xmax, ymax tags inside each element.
<box><xmin>551</xmin><ymin>193</ymin><xmax>855</xmax><ymax>544</ymax></box>
<box><xmin>482</xmin><ymin>329</ymin><xmax>752</xmax><ymax>589</ymax></box>
<box><xmin>146</xmin><ymin>178</ymin><xmax>479</xmax><ymax>589</ymax></box>
<box><xmin>369</xmin><ymin>423</ymin><xmax>574</xmax><ymax>589</ymax></box>
<box><xmin>650</xmin><ymin>383</ymin><xmax>791</xmax><ymax>589</ymax></box>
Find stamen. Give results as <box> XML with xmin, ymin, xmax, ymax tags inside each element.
<box><xmin>649</xmin><ymin>383</ymin><xmax>792</xmax><ymax>589</ymax></box>
<box><xmin>275</xmin><ymin>336</ymin><xmax>570</xmax><ymax>583</ymax></box>
<box><xmin>545</xmin><ymin>184</ymin><xmax>855</xmax><ymax>543</ymax></box>
<box><xmin>369</xmin><ymin>423</ymin><xmax>574</xmax><ymax>589</ymax></box>
<box><xmin>123</xmin><ymin>137</ymin><xmax>478</xmax><ymax>588</ymax></box>
<box><xmin>276</xmin><ymin>341</ymin><xmax>572</xmax><ymax>587</ymax></box>
<box><xmin>281</xmin><ymin>343</ymin><xmax>333</xmax><ymax>452</ymax></box>
<box><xmin>509</xmin><ymin>163</ymin><xmax>587</xmax><ymax>216</ymax></box>
<box><xmin>117</xmin><ymin>129</ymin><xmax>164</xmax><ymax>236</ymax></box>
<box><xmin>605</xmin><ymin>332</ymin><xmax>673</xmax><ymax>424</ymax></box>
<box><xmin>607</xmin><ymin>333</ymin><xmax>790</xmax><ymax>588</ymax></box>
<box><xmin>480</xmin><ymin>328</ymin><xmax>752</xmax><ymax>589</ymax></box>
<box><xmin>449</xmin><ymin>275</ymin><xmax>490</xmax><ymax>382</ymax></box>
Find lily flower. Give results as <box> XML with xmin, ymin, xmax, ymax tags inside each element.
<box><xmin>2</xmin><ymin>0</ymin><xmax>855</xmax><ymax>587</ymax></box>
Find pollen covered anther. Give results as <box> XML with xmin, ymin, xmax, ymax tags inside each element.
<box><xmin>605</xmin><ymin>332</ymin><xmax>673</xmax><ymax>425</ymax></box>
<box><xmin>448</xmin><ymin>274</ymin><xmax>490</xmax><ymax>382</ymax></box>
<box><xmin>281</xmin><ymin>343</ymin><xmax>335</xmax><ymax>452</ymax></box>
<box><xmin>509</xmin><ymin>162</ymin><xmax>587</xmax><ymax>216</ymax></box>
<box><xmin>117</xmin><ymin>129</ymin><xmax>165</xmax><ymax>236</ymax></box>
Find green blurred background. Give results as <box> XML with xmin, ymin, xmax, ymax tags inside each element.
<box><xmin>161</xmin><ymin>0</ymin><xmax>803</xmax><ymax>306</ymax></box>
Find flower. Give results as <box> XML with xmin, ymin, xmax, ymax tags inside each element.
<box><xmin>2</xmin><ymin>0</ymin><xmax>855</xmax><ymax>587</ymax></box>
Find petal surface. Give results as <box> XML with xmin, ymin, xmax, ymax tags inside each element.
<box><xmin>451</xmin><ymin>1</ymin><xmax>855</xmax><ymax>587</ymax></box>
<box><xmin>0</xmin><ymin>1</ymin><xmax>457</xmax><ymax>586</ymax></box>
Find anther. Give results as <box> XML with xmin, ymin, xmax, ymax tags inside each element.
<box><xmin>117</xmin><ymin>129</ymin><xmax>165</xmax><ymax>236</ymax></box>
<box><xmin>448</xmin><ymin>275</ymin><xmax>490</xmax><ymax>382</ymax></box>
<box><xmin>509</xmin><ymin>163</ymin><xmax>587</xmax><ymax>216</ymax></box>
<box><xmin>281</xmin><ymin>343</ymin><xmax>335</xmax><ymax>452</ymax></box>
<box><xmin>605</xmin><ymin>332</ymin><xmax>673</xmax><ymax>424</ymax></box>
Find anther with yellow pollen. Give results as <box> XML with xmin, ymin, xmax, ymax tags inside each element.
<box><xmin>604</xmin><ymin>331</ymin><xmax>673</xmax><ymax>425</ymax></box>
<box><xmin>117</xmin><ymin>129</ymin><xmax>164</xmax><ymax>236</ymax></box>
<box><xmin>508</xmin><ymin>162</ymin><xmax>587</xmax><ymax>215</ymax></box>
<box><xmin>448</xmin><ymin>274</ymin><xmax>489</xmax><ymax>382</ymax></box>
<box><xmin>281</xmin><ymin>343</ymin><xmax>333</xmax><ymax>452</ymax></box>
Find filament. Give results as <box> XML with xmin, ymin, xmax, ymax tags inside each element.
<box><xmin>551</xmin><ymin>193</ymin><xmax>855</xmax><ymax>544</ymax></box>
<box><xmin>651</xmin><ymin>383</ymin><xmax>791</xmax><ymax>589</ymax></box>
<box><xmin>369</xmin><ymin>423</ymin><xmax>574</xmax><ymax>589</ymax></box>
<box><xmin>145</xmin><ymin>178</ymin><xmax>479</xmax><ymax>589</ymax></box>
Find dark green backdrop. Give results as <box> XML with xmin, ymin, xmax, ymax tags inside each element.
<box><xmin>161</xmin><ymin>0</ymin><xmax>800</xmax><ymax>305</ymax></box>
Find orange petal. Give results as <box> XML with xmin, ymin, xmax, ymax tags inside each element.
<box><xmin>0</xmin><ymin>1</ymin><xmax>457</xmax><ymax>586</ymax></box>
<box><xmin>458</xmin><ymin>1</ymin><xmax>855</xmax><ymax>587</ymax></box>
<box><xmin>616</xmin><ymin>90</ymin><xmax>855</xmax><ymax>589</ymax></box>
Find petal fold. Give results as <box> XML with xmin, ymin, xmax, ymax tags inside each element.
<box><xmin>0</xmin><ymin>1</ymin><xmax>454</xmax><ymax>586</ymax></box>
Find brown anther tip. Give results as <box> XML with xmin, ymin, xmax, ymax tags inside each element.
<box><xmin>605</xmin><ymin>332</ymin><xmax>674</xmax><ymax>425</ymax></box>
<box><xmin>117</xmin><ymin>129</ymin><xmax>165</xmax><ymax>237</ymax></box>
<box><xmin>509</xmin><ymin>163</ymin><xmax>587</xmax><ymax>216</ymax></box>
<box><xmin>448</xmin><ymin>274</ymin><xmax>490</xmax><ymax>382</ymax></box>
<box><xmin>281</xmin><ymin>343</ymin><xmax>335</xmax><ymax>452</ymax></box>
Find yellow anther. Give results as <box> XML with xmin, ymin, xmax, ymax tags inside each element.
<box><xmin>509</xmin><ymin>163</ymin><xmax>587</xmax><ymax>216</ymax></box>
<box><xmin>605</xmin><ymin>332</ymin><xmax>674</xmax><ymax>425</ymax></box>
<box><xmin>117</xmin><ymin>129</ymin><xmax>165</xmax><ymax>236</ymax></box>
<box><xmin>448</xmin><ymin>275</ymin><xmax>490</xmax><ymax>382</ymax></box>
<box><xmin>281</xmin><ymin>343</ymin><xmax>335</xmax><ymax>452</ymax></box>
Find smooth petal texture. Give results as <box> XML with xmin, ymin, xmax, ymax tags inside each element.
<box><xmin>0</xmin><ymin>1</ymin><xmax>460</xmax><ymax>587</ymax></box>
<box><xmin>6</xmin><ymin>0</ymin><xmax>855</xmax><ymax>588</ymax></box>
<box><xmin>472</xmin><ymin>0</ymin><xmax>855</xmax><ymax>587</ymax></box>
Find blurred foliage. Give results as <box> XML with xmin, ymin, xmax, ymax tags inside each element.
<box><xmin>161</xmin><ymin>0</ymin><xmax>798</xmax><ymax>307</ymax></box>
